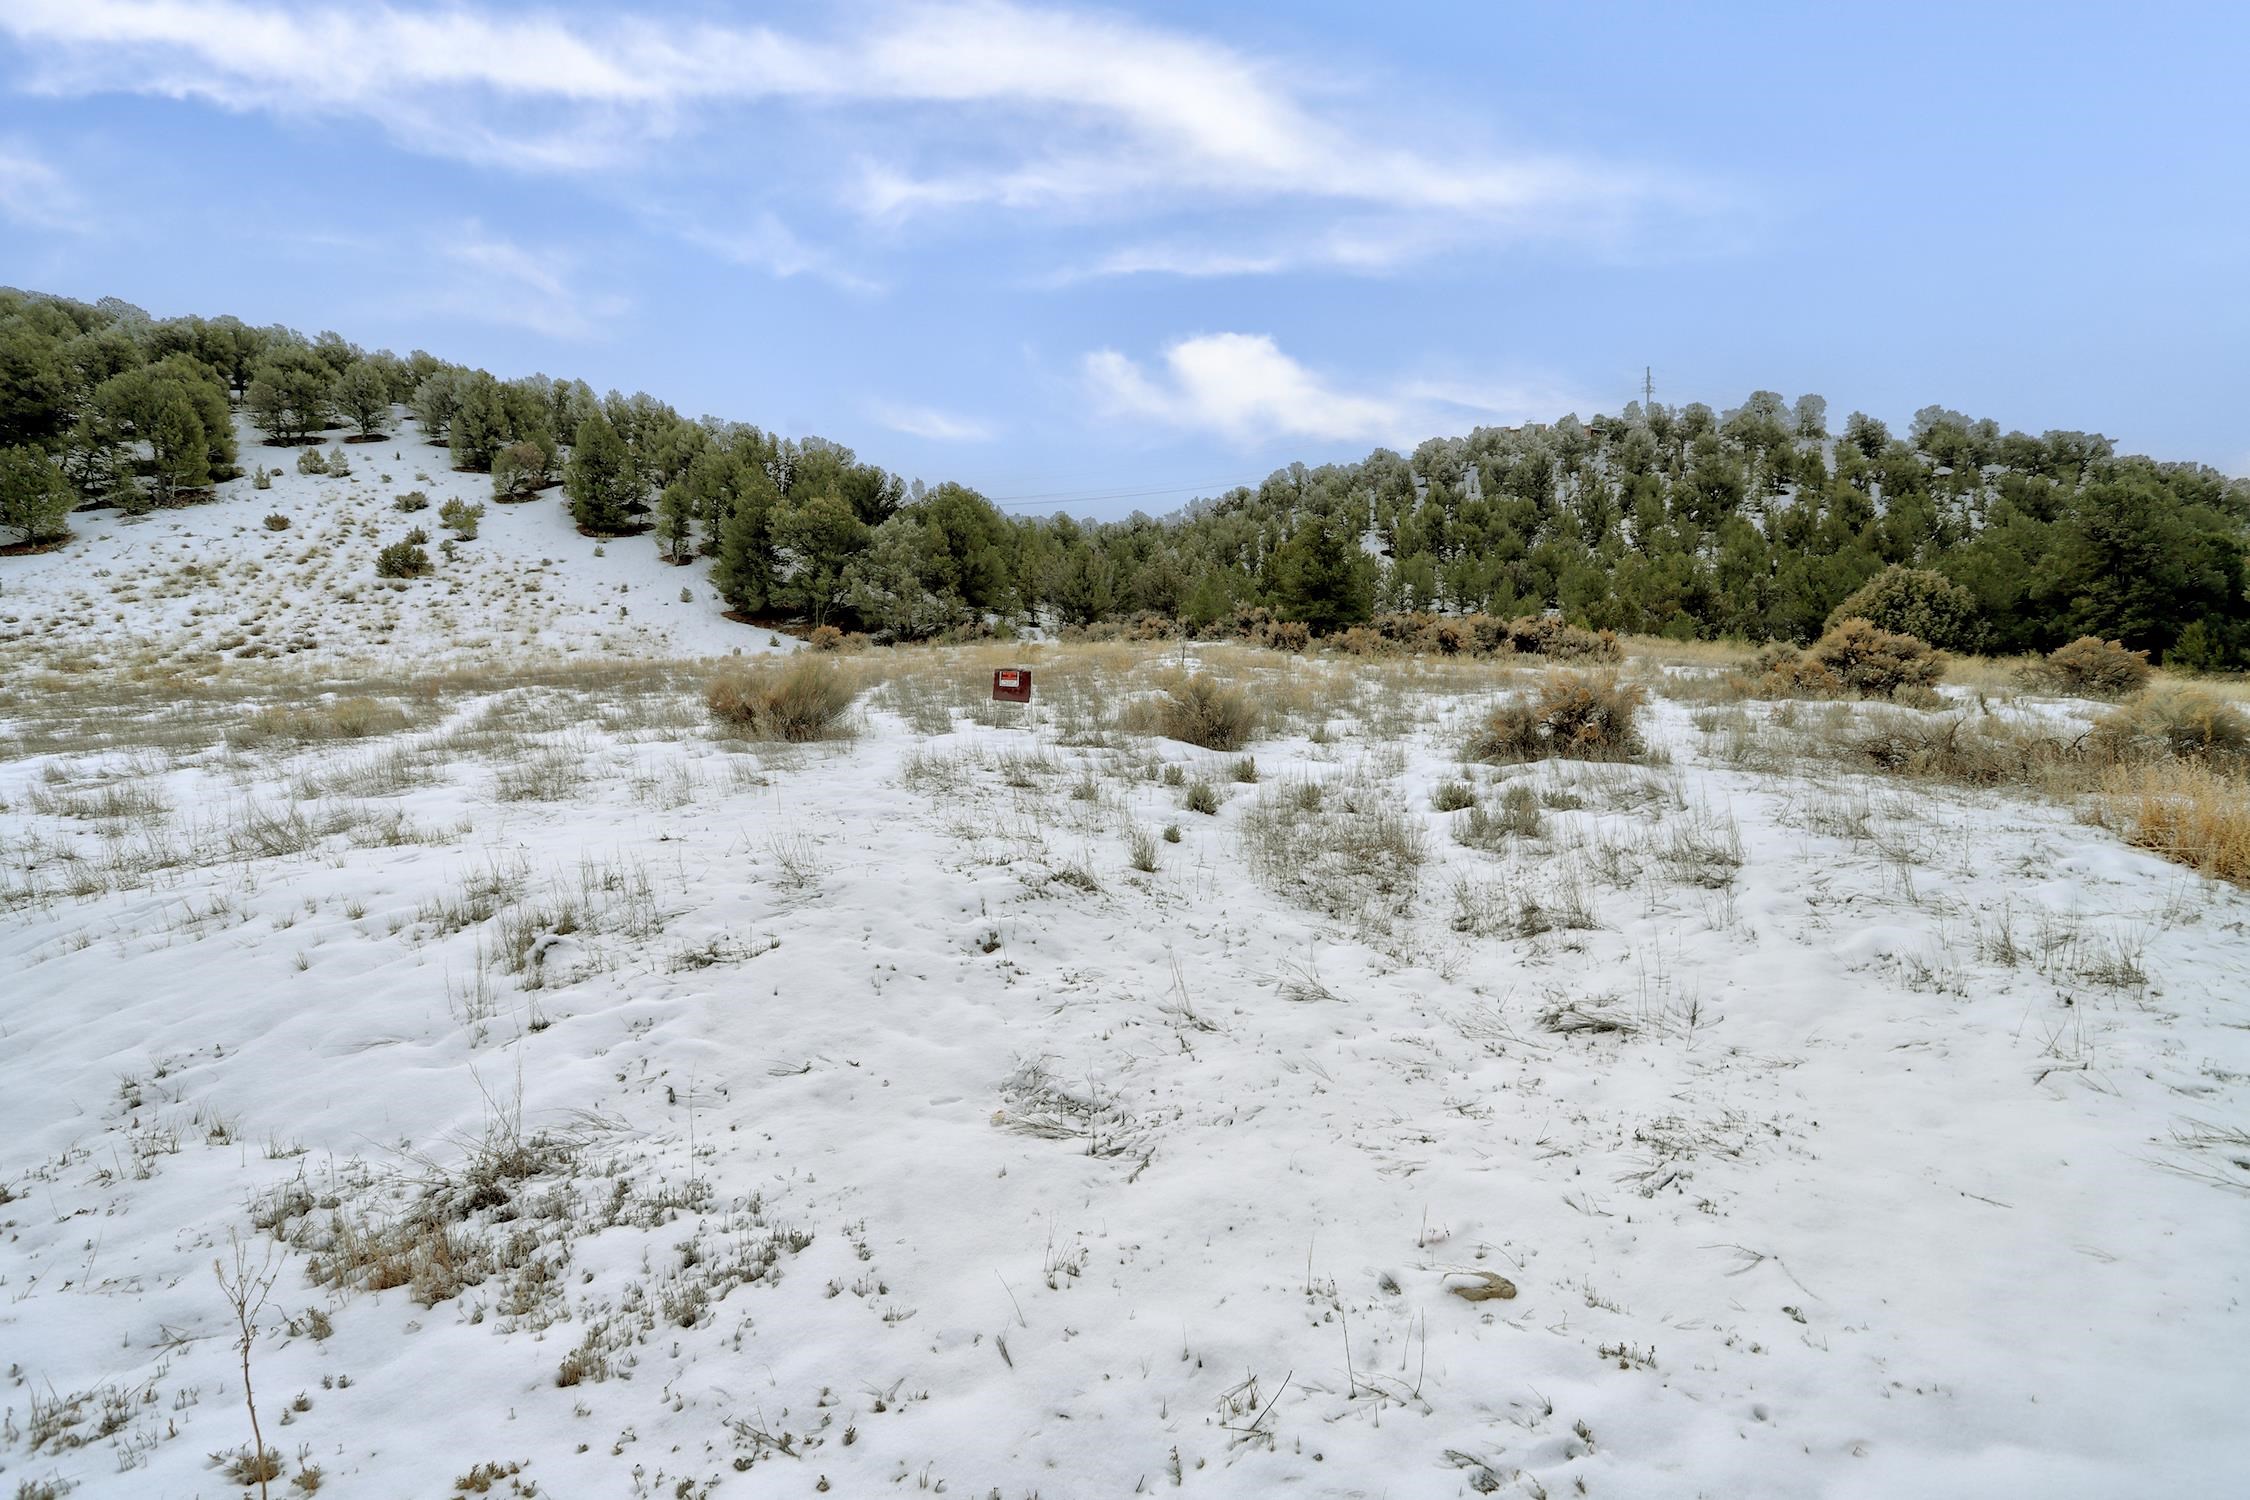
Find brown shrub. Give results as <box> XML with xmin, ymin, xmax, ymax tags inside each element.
<box><xmin>1848</xmin><ymin>712</ymin><xmax>2077</xmax><ymax>786</ymax></box>
<box><xmin>706</xmin><ymin>654</ymin><xmax>857</xmax><ymax>741</ymax></box>
<box><xmin>1467</xmin><ymin>671</ymin><xmax>1646</xmax><ymax>763</ymax></box>
<box><xmin>806</xmin><ymin>624</ymin><xmax>845</xmax><ymax>652</ymax></box>
<box><xmin>1328</xmin><ymin>625</ymin><xmax>1399</xmax><ymax>657</ymax></box>
<box><xmin>1504</xmin><ymin>614</ymin><xmax>1622</xmax><ymax>662</ymax></box>
<box><xmin>1743</xmin><ymin>642</ymin><xmax>1840</xmax><ymax>697</ymax></box>
<box><xmin>1158</xmin><ymin>673</ymin><xmax>1259</xmax><ymax>751</ymax></box>
<box><xmin>2090</xmin><ymin>687</ymin><xmax>2249</xmax><ymax>764</ymax></box>
<box><xmin>1807</xmin><ymin>618</ymin><xmax>1943</xmax><ymax>699</ymax></box>
<box><xmin>2042</xmin><ymin>636</ymin><xmax>2152</xmax><ymax>697</ymax></box>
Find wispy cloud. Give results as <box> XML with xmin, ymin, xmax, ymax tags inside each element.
<box><xmin>672</xmin><ymin>212</ymin><xmax>882</xmax><ymax>294</ymax></box>
<box><xmin>0</xmin><ymin>140</ymin><xmax>90</xmax><ymax>232</ymax></box>
<box><xmin>0</xmin><ymin>1</ymin><xmax>1720</xmax><ymax>275</ymax></box>
<box><xmin>1083</xmin><ymin>333</ymin><xmax>1581</xmax><ymax>448</ymax></box>
<box><xmin>870</xmin><ymin>401</ymin><xmax>996</xmax><ymax>442</ymax></box>
<box><xmin>415</xmin><ymin>224</ymin><xmax>626</xmax><ymax>340</ymax></box>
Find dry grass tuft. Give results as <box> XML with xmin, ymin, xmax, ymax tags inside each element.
<box><xmin>234</xmin><ymin>696</ymin><xmax>413</xmax><ymax>745</ymax></box>
<box><xmin>1468</xmin><ymin>671</ymin><xmax>1646</xmax><ymax>763</ymax></box>
<box><xmin>2090</xmin><ymin>687</ymin><xmax>2249</xmax><ymax>764</ymax></box>
<box><xmin>2096</xmin><ymin>760</ymin><xmax>2250</xmax><ymax>884</ymax></box>
<box><xmin>706</xmin><ymin>655</ymin><xmax>858</xmax><ymax>742</ymax></box>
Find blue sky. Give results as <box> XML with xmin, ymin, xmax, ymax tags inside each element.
<box><xmin>3</xmin><ymin>1</ymin><xmax>2245</xmax><ymax>514</ymax></box>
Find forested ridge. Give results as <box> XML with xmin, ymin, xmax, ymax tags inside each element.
<box><xmin>5</xmin><ymin>288</ymin><xmax>2245</xmax><ymax>666</ymax></box>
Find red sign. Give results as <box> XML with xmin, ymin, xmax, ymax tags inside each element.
<box><xmin>992</xmin><ymin>668</ymin><xmax>1032</xmax><ymax>703</ymax></box>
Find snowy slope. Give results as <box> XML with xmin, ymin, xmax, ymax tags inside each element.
<box><xmin>0</xmin><ymin>408</ymin><xmax>782</xmax><ymax>672</ymax></box>
<box><xmin>2</xmin><ymin>644</ymin><xmax>2246</xmax><ymax>1499</ymax></box>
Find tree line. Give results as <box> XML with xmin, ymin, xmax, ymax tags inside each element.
<box><xmin>3</xmin><ymin>289</ymin><xmax>2244</xmax><ymax>665</ymax></box>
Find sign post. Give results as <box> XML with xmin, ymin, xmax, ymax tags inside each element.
<box><xmin>992</xmin><ymin>667</ymin><xmax>1033</xmax><ymax>731</ymax></box>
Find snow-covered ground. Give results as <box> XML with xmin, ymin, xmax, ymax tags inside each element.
<box><xmin>0</xmin><ymin>409</ymin><xmax>777</xmax><ymax>672</ymax></box>
<box><xmin>2</xmin><ymin>526</ymin><xmax>2248</xmax><ymax>1496</ymax></box>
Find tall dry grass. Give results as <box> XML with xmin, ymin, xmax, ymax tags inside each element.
<box><xmin>2095</xmin><ymin>761</ymin><xmax>2250</xmax><ymax>885</ymax></box>
<box><xmin>706</xmin><ymin>656</ymin><xmax>858</xmax><ymax>742</ymax></box>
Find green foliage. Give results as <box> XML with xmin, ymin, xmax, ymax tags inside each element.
<box><xmin>438</xmin><ymin>498</ymin><xmax>484</xmax><ymax>540</ymax></box>
<box><xmin>712</xmin><ymin>462</ymin><xmax>783</xmax><ymax>615</ymax></box>
<box><xmin>654</xmin><ymin>482</ymin><xmax>694</xmax><ymax>563</ymax></box>
<box><xmin>564</xmin><ymin>412</ymin><xmax>641</xmax><ymax>533</ymax></box>
<box><xmin>0</xmin><ymin>445</ymin><xmax>76</xmax><ymax>544</ymax></box>
<box><xmin>375</xmin><ymin>539</ymin><xmax>431</xmax><ymax>578</ymax></box>
<box><xmin>770</xmin><ymin>492</ymin><xmax>868</xmax><ymax>626</ymax></box>
<box><xmin>334</xmin><ymin>361</ymin><xmax>392</xmax><ymax>436</ymax></box>
<box><xmin>1824</xmin><ymin>565</ymin><xmax>1980</xmax><ymax>650</ymax></box>
<box><xmin>246</xmin><ymin>346</ymin><xmax>336</xmax><ymax>444</ymax></box>
<box><xmin>492</xmin><ymin>438</ymin><xmax>556</xmax><ymax>500</ymax></box>
<box><xmin>1271</xmin><ymin>508</ymin><xmax>1374</xmax><ymax>632</ymax></box>
<box><xmin>7</xmin><ymin>291</ymin><xmax>2239</xmax><ymax>660</ymax></box>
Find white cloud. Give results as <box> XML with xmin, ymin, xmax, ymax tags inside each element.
<box><xmin>870</xmin><ymin>401</ymin><xmax>996</xmax><ymax>442</ymax></box>
<box><xmin>0</xmin><ymin>140</ymin><xmax>89</xmax><ymax>232</ymax></box>
<box><xmin>421</xmin><ymin>225</ymin><xmax>626</xmax><ymax>340</ymax></box>
<box><xmin>1083</xmin><ymin>333</ymin><xmax>1580</xmax><ymax>447</ymax></box>
<box><xmin>673</xmin><ymin>213</ymin><xmax>882</xmax><ymax>294</ymax></box>
<box><xmin>0</xmin><ymin>0</ymin><xmax>1713</xmax><ymax>272</ymax></box>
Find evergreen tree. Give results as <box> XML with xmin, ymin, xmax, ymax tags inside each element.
<box><xmin>771</xmin><ymin>493</ymin><xmax>869</xmax><ymax>626</ymax></box>
<box><xmin>334</xmin><ymin>361</ymin><xmax>392</xmax><ymax>436</ymax></box>
<box><xmin>0</xmin><ymin>445</ymin><xmax>75</xmax><ymax>545</ymax></box>
<box><xmin>1271</xmin><ymin>510</ymin><xmax>1373</xmax><ymax>631</ymax></box>
<box><xmin>654</xmin><ymin>482</ymin><xmax>695</xmax><ymax>563</ymax></box>
<box><xmin>712</xmin><ymin>464</ymin><xmax>782</xmax><ymax>614</ymax></box>
<box><xmin>245</xmin><ymin>346</ymin><xmax>335</xmax><ymax>444</ymax></box>
<box><xmin>564</xmin><ymin>412</ymin><xmax>640</xmax><ymax>533</ymax></box>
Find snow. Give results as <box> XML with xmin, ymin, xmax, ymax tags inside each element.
<box><xmin>3</xmin><ymin>465</ymin><xmax>2249</xmax><ymax>1497</ymax></box>
<box><xmin>0</xmin><ymin>409</ymin><xmax>785</xmax><ymax>671</ymax></box>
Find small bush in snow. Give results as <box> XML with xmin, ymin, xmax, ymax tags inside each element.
<box><xmin>295</xmin><ymin>448</ymin><xmax>328</xmax><ymax>475</ymax></box>
<box><xmin>394</xmin><ymin>490</ymin><xmax>429</xmax><ymax>512</ymax></box>
<box><xmin>263</xmin><ymin>513</ymin><xmax>290</xmax><ymax>531</ymax></box>
<box><xmin>2043</xmin><ymin>636</ymin><xmax>2152</xmax><ymax>698</ymax></box>
<box><xmin>375</xmin><ymin>539</ymin><xmax>431</xmax><ymax>579</ymax></box>
<box><xmin>1468</xmin><ymin>671</ymin><xmax>1646</xmax><ymax>763</ymax></box>
<box><xmin>1431</xmin><ymin>778</ymin><xmax>1476</xmax><ymax>812</ymax></box>
<box><xmin>1158</xmin><ymin>673</ymin><xmax>1258</xmax><ymax>751</ymax></box>
<box><xmin>1808</xmin><ymin>618</ymin><xmax>1944</xmax><ymax>700</ymax></box>
<box><xmin>706</xmin><ymin>655</ymin><xmax>857</xmax><ymax>742</ymax></box>
<box><xmin>439</xmin><ymin>497</ymin><xmax>484</xmax><ymax>540</ymax></box>
<box><xmin>2092</xmin><ymin>687</ymin><xmax>2249</xmax><ymax>764</ymax></box>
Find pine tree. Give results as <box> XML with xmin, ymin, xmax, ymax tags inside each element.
<box><xmin>0</xmin><ymin>445</ymin><xmax>76</xmax><ymax>545</ymax></box>
<box><xmin>654</xmin><ymin>482</ymin><xmax>694</xmax><ymax>563</ymax></box>
<box><xmin>712</xmin><ymin>466</ymin><xmax>781</xmax><ymax>614</ymax></box>
<box><xmin>564</xmin><ymin>412</ymin><xmax>639</xmax><ymax>534</ymax></box>
<box><xmin>1271</xmin><ymin>510</ymin><xmax>1373</xmax><ymax>632</ymax></box>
